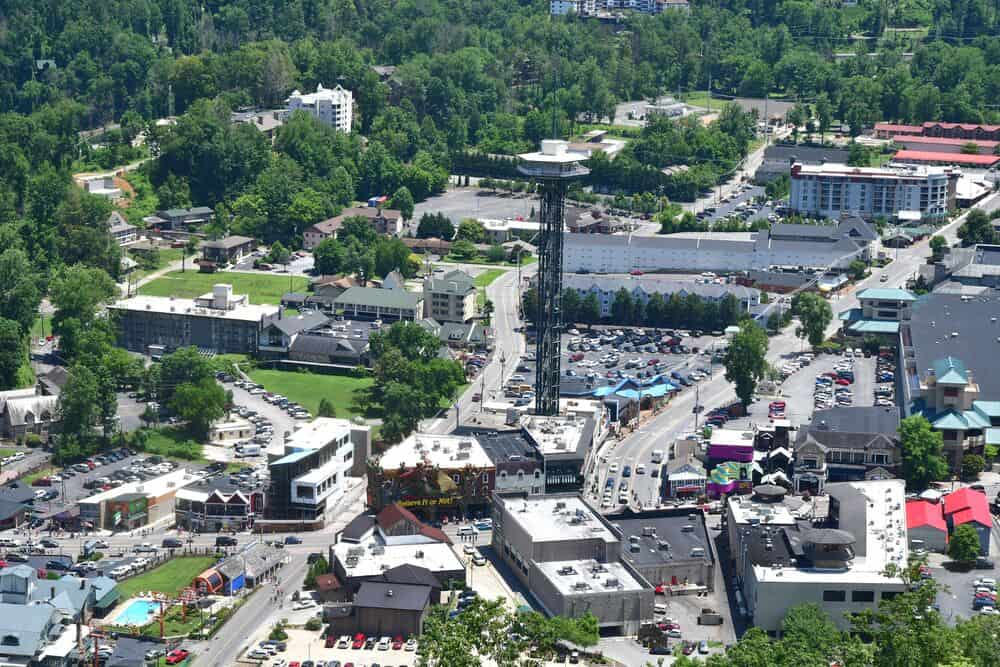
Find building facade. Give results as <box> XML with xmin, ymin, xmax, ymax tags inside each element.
<box><xmin>563</xmin><ymin>274</ymin><xmax>760</xmax><ymax>319</ymax></box>
<box><xmin>334</xmin><ymin>287</ymin><xmax>422</xmax><ymax>322</ymax></box>
<box><xmin>303</xmin><ymin>207</ymin><xmax>403</xmax><ymax>249</ymax></box>
<box><xmin>287</xmin><ymin>84</ymin><xmax>353</xmax><ymax>133</ymax></box>
<box><xmin>423</xmin><ymin>269</ymin><xmax>476</xmax><ymax>323</ymax></box>
<box><xmin>110</xmin><ymin>285</ymin><xmax>278</xmax><ymax>355</ymax></box>
<box><xmin>789</xmin><ymin>162</ymin><xmax>958</xmax><ymax>221</ymax></box>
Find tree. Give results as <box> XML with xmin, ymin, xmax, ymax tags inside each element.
<box><xmin>170</xmin><ymin>378</ymin><xmax>227</xmax><ymax>441</ymax></box>
<box><xmin>958</xmin><ymin>209</ymin><xmax>997</xmax><ymax>247</ymax></box>
<box><xmin>455</xmin><ymin>219</ymin><xmax>485</xmax><ymax>244</ymax></box>
<box><xmin>724</xmin><ymin>321</ymin><xmax>769</xmax><ymax>407</ymax></box>
<box><xmin>815</xmin><ymin>93</ymin><xmax>833</xmax><ymax>142</ymax></box>
<box><xmin>486</xmin><ymin>244</ymin><xmax>506</xmax><ymax>263</ymax></box>
<box><xmin>0</xmin><ymin>318</ymin><xmax>26</xmax><ymax>390</ymax></box>
<box><xmin>317</xmin><ymin>398</ymin><xmax>336</xmax><ymax>418</ymax></box>
<box><xmin>313</xmin><ymin>238</ymin><xmax>345</xmax><ymax>275</ymax></box>
<box><xmin>389</xmin><ymin>186</ymin><xmax>414</xmax><ymax>221</ymax></box>
<box><xmin>580</xmin><ymin>293</ymin><xmax>601</xmax><ymax>325</ymax></box>
<box><xmin>949</xmin><ymin>524</ymin><xmax>982</xmax><ymax>564</ymax></box>
<box><xmin>898</xmin><ymin>415</ymin><xmax>949</xmax><ymax>490</ymax></box>
<box><xmin>266</xmin><ymin>241</ymin><xmax>291</xmax><ymax>265</ymax></box>
<box><xmin>57</xmin><ymin>364</ymin><xmax>101</xmax><ymax>448</ymax></box>
<box><xmin>848</xmin><ymin>259</ymin><xmax>868</xmax><ymax>281</ymax></box>
<box><xmin>930</xmin><ymin>235</ymin><xmax>948</xmax><ymax>260</ymax></box>
<box><xmin>450</xmin><ymin>239</ymin><xmax>477</xmax><ymax>261</ymax></box>
<box><xmin>158</xmin><ymin>347</ymin><xmax>215</xmax><ymax>404</ymax></box>
<box><xmin>791</xmin><ymin>292</ymin><xmax>833</xmax><ymax>347</ymax></box>
<box><xmin>416</xmin><ymin>212</ymin><xmax>455</xmax><ymax>240</ymax></box>
<box><xmin>961</xmin><ymin>453</ymin><xmax>985</xmax><ymax>481</ymax></box>
<box><xmin>611</xmin><ymin>288</ymin><xmax>635</xmax><ymax>324</ymax></box>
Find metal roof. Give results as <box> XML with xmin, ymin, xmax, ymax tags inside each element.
<box><xmin>848</xmin><ymin>320</ymin><xmax>900</xmax><ymax>334</ymax></box>
<box><xmin>857</xmin><ymin>288</ymin><xmax>917</xmax><ymax>302</ymax></box>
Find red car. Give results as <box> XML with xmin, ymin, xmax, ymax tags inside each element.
<box><xmin>654</xmin><ymin>584</ymin><xmax>665</xmax><ymax>594</ymax></box>
<box><xmin>352</xmin><ymin>633</ymin><xmax>366</xmax><ymax>649</ymax></box>
<box><xmin>165</xmin><ymin>649</ymin><xmax>189</xmax><ymax>665</ymax></box>
<box><xmin>325</xmin><ymin>635</ymin><xmax>336</xmax><ymax>648</ymax></box>
<box><xmin>392</xmin><ymin>635</ymin><xmax>404</xmax><ymax>650</ymax></box>
<box><xmin>630</xmin><ymin>270</ymin><xmax>643</xmax><ymax>275</ymax></box>
<box><xmin>835</xmin><ymin>378</ymin><xmax>851</xmax><ymax>386</ymax></box>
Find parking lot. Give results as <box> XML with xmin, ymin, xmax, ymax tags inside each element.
<box><xmin>698</xmin><ymin>185</ymin><xmax>777</xmax><ymax>225</ymax></box>
<box><xmin>226</xmin><ymin>379</ymin><xmax>301</xmax><ymax>457</ymax></box>
<box><xmin>775</xmin><ymin>351</ymin><xmax>878</xmax><ymax>426</ymax></box>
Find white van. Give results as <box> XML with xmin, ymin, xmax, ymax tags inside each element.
<box><xmin>651</xmin><ymin>450</ymin><xmax>664</xmax><ymax>464</ymax></box>
<box><xmin>654</xmin><ymin>603</ymin><xmax>669</xmax><ymax>615</ymax></box>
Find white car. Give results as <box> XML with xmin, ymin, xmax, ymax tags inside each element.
<box><xmin>337</xmin><ymin>636</ymin><xmax>351</xmax><ymax>649</ymax></box>
<box><xmin>292</xmin><ymin>599</ymin><xmax>316</xmax><ymax>611</ymax></box>
<box><xmin>608</xmin><ymin>463</ymin><xmax>618</xmax><ymax>474</ymax></box>
<box><xmin>378</xmin><ymin>636</ymin><xmax>391</xmax><ymax>650</ymax></box>
<box><xmin>472</xmin><ymin>554</ymin><xmax>486</xmax><ymax>566</ymax></box>
<box><xmin>463</xmin><ymin>544</ymin><xmax>477</xmax><ymax>555</ymax></box>
<box><xmin>248</xmin><ymin>649</ymin><xmax>270</xmax><ymax>660</ymax></box>
<box><xmin>405</xmin><ymin>639</ymin><xmax>418</xmax><ymax>651</ymax></box>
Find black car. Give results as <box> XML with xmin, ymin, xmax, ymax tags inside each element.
<box><xmin>40</xmin><ymin>538</ymin><xmax>59</xmax><ymax>548</ymax></box>
<box><xmin>45</xmin><ymin>560</ymin><xmax>70</xmax><ymax>571</ymax></box>
<box><xmin>284</xmin><ymin>536</ymin><xmax>303</xmax><ymax>545</ymax></box>
<box><xmin>162</xmin><ymin>538</ymin><xmax>183</xmax><ymax>549</ymax></box>
<box><xmin>5</xmin><ymin>553</ymin><xmax>27</xmax><ymax>563</ymax></box>
<box><xmin>215</xmin><ymin>536</ymin><xmax>238</xmax><ymax>547</ymax></box>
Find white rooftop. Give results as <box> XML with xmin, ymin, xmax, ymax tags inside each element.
<box><xmin>497</xmin><ymin>495</ymin><xmax>616</xmax><ymax>544</ymax></box>
<box><xmin>331</xmin><ymin>540</ymin><xmax>462</xmax><ymax>579</ymax></box>
<box><xmin>520</xmin><ymin>415</ymin><xmax>588</xmax><ymax>455</ymax></box>
<box><xmin>794</xmin><ymin>162</ymin><xmax>955</xmax><ymax>179</ymax></box>
<box><xmin>379</xmin><ymin>432</ymin><xmax>493</xmax><ymax>471</ymax></box>
<box><xmin>78</xmin><ymin>468</ymin><xmax>197</xmax><ymax>506</ymax></box>
<box><xmin>284</xmin><ymin>418</ymin><xmax>354</xmax><ymax>452</ymax></box>
<box><xmin>109</xmin><ymin>295</ymin><xmax>278</xmax><ymax>322</ymax></box>
<box><xmin>478</xmin><ymin>218</ymin><xmax>542</xmax><ymax>232</ymax></box>
<box><xmin>709</xmin><ymin>428</ymin><xmax>755</xmax><ymax>448</ymax></box>
<box><xmin>728</xmin><ymin>495</ymin><xmax>797</xmax><ymax>527</ymax></box>
<box><xmin>535</xmin><ymin>559</ymin><xmax>646</xmax><ymax>596</ymax></box>
<box><xmin>288</xmin><ymin>83</ymin><xmax>352</xmax><ymax>104</ymax></box>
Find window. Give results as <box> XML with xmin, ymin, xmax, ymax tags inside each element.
<box><xmin>943</xmin><ymin>430</ymin><xmax>958</xmax><ymax>441</ymax></box>
<box><xmin>881</xmin><ymin>591</ymin><xmax>900</xmax><ymax>600</ymax></box>
<box><xmin>851</xmin><ymin>590</ymin><xmax>875</xmax><ymax>602</ymax></box>
<box><xmin>871</xmin><ymin>453</ymin><xmax>888</xmax><ymax>465</ymax></box>
<box><xmin>1</xmin><ymin>635</ymin><xmax>18</xmax><ymax>646</ymax></box>
<box><xmin>822</xmin><ymin>590</ymin><xmax>846</xmax><ymax>602</ymax></box>
<box><xmin>944</xmin><ymin>387</ymin><xmax>959</xmax><ymax>398</ymax></box>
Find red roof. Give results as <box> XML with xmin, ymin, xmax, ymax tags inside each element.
<box><xmin>875</xmin><ymin>123</ymin><xmax>923</xmax><ymax>134</ymax></box>
<box><xmin>895</xmin><ymin>135</ymin><xmax>1000</xmax><ymax>149</ymax></box>
<box><xmin>905</xmin><ymin>500</ymin><xmax>946</xmax><ymax>532</ymax></box>
<box><xmin>893</xmin><ymin>150</ymin><xmax>1000</xmax><ymax>166</ymax></box>
<box><xmin>924</xmin><ymin>121</ymin><xmax>1000</xmax><ymax>132</ymax></box>
<box><xmin>943</xmin><ymin>487</ymin><xmax>991</xmax><ymax>527</ymax></box>
<box><xmin>376</xmin><ymin>502</ymin><xmax>450</xmax><ymax>544</ymax></box>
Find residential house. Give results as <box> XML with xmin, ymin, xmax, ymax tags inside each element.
<box><xmin>106</xmin><ymin>211</ymin><xmax>138</xmax><ymax>246</ymax></box>
<box><xmin>423</xmin><ymin>269</ymin><xmax>476</xmax><ymax>323</ymax></box>
<box><xmin>257</xmin><ymin>311</ymin><xmax>330</xmax><ymax>358</ymax></box>
<box><xmin>199</xmin><ymin>236</ymin><xmax>255</xmax><ymax>269</ymax></box>
<box><xmin>144</xmin><ymin>207</ymin><xmax>214</xmax><ymax>230</ymax></box>
<box><xmin>0</xmin><ymin>388</ymin><xmax>59</xmax><ymax>442</ymax></box>
<box><xmin>303</xmin><ymin>207</ymin><xmax>403</xmax><ymax>249</ymax></box>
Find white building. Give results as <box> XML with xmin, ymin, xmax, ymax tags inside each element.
<box><xmin>727</xmin><ymin>480</ymin><xmax>908</xmax><ymax>634</ymax></box>
<box><xmin>286</xmin><ymin>84</ymin><xmax>354</xmax><ymax>133</ymax></box>
<box><xmin>563</xmin><ymin>274</ymin><xmax>760</xmax><ymax>318</ymax></box>
<box><xmin>278</xmin><ymin>418</ymin><xmax>359</xmax><ymax>512</ymax></box>
<box><xmin>379</xmin><ymin>432</ymin><xmax>494</xmax><ymax>473</ymax></box>
<box><xmin>564</xmin><ymin>217</ymin><xmax>877</xmax><ymax>274</ymax></box>
<box><xmin>789</xmin><ymin>162</ymin><xmax>958</xmax><ymax>221</ymax></box>
<box><xmin>479</xmin><ymin>218</ymin><xmax>542</xmax><ymax>244</ymax></box>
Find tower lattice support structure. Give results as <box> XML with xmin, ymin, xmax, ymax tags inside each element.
<box><xmin>533</xmin><ymin>180</ymin><xmax>567</xmax><ymax>416</ymax></box>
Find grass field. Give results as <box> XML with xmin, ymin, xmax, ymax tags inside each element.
<box><xmin>139</xmin><ymin>271</ymin><xmax>308</xmax><ymax>304</ymax></box>
<box><xmin>23</xmin><ymin>467</ymin><xmax>56</xmax><ymax>484</ymax></box>
<box><xmin>248</xmin><ymin>369</ymin><xmax>373</xmax><ymax>417</ymax></box>
<box><xmin>140</xmin><ymin>428</ymin><xmax>206</xmax><ymax>460</ymax></box>
<box><xmin>474</xmin><ymin>269</ymin><xmax>505</xmax><ymax>288</ymax></box>
<box><xmin>116</xmin><ymin>557</ymin><xmax>217</xmax><ymax>599</ymax></box>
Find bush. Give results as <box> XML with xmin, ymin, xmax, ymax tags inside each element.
<box><xmin>305</xmin><ymin>618</ymin><xmax>322</xmax><ymax>631</ymax></box>
<box><xmin>81</xmin><ymin>551</ymin><xmax>104</xmax><ymax>562</ymax></box>
<box><xmin>269</xmin><ymin>623</ymin><xmax>288</xmax><ymax>641</ymax></box>
<box><xmin>24</xmin><ymin>434</ymin><xmax>43</xmax><ymax>448</ymax></box>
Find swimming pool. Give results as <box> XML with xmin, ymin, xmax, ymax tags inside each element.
<box><xmin>114</xmin><ymin>599</ymin><xmax>160</xmax><ymax>626</ymax></box>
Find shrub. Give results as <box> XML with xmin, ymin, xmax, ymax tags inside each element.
<box><xmin>305</xmin><ymin>618</ymin><xmax>322</xmax><ymax>631</ymax></box>
<box><xmin>269</xmin><ymin>622</ymin><xmax>288</xmax><ymax>641</ymax></box>
<box><xmin>25</xmin><ymin>434</ymin><xmax>43</xmax><ymax>448</ymax></box>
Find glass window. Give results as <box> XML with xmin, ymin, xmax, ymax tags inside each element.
<box><xmin>851</xmin><ymin>590</ymin><xmax>875</xmax><ymax>602</ymax></box>
<box><xmin>822</xmin><ymin>590</ymin><xmax>846</xmax><ymax>602</ymax></box>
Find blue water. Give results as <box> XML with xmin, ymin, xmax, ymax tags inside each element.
<box><xmin>114</xmin><ymin>600</ymin><xmax>160</xmax><ymax>626</ymax></box>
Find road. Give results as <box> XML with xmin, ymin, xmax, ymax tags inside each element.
<box><xmin>423</xmin><ymin>261</ymin><xmax>536</xmax><ymax>434</ymax></box>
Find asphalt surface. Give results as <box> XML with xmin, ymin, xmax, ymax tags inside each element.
<box><xmin>411</xmin><ymin>189</ymin><xmax>537</xmax><ymax>232</ymax></box>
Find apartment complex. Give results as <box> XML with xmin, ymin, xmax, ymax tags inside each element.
<box><xmin>265</xmin><ymin>418</ymin><xmax>371</xmax><ymax>528</ymax></box>
<box><xmin>110</xmin><ymin>284</ymin><xmax>278</xmax><ymax>355</ymax></box>
<box><xmin>286</xmin><ymin>84</ymin><xmax>353</xmax><ymax>133</ymax></box>
<box><xmin>551</xmin><ymin>0</ymin><xmax>688</xmax><ymax>15</ymax></box>
<box><xmin>303</xmin><ymin>207</ymin><xmax>403</xmax><ymax>249</ymax></box>
<box><xmin>423</xmin><ymin>269</ymin><xmax>476</xmax><ymax>323</ymax></box>
<box><xmin>874</xmin><ymin>121</ymin><xmax>1000</xmax><ymax>142</ymax></box>
<box><xmin>789</xmin><ymin>162</ymin><xmax>958</xmax><ymax>221</ymax></box>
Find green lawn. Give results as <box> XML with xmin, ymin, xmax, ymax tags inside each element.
<box><xmin>248</xmin><ymin>369</ymin><xmax>373</xmax><ymax>417</ymax></box>
<box><xmin>140</xmin><ymin>428</ymin><xmax>206</xmax><ymax>461</ymax></box>
<box><xmin>23</xmin><ymin>467</ymin><xmax>56</xmax><ymax>484</ymax></box>
<box><xmin>474</xmin><ymin>269</ymin><xmax>506</xmax><ymax>288</ymax></box>
<box><xmin>116</xmin><ymin>556</ymin><xmax>218</xmax><ymax>599</ymax></box>
<box><xmin>31</xmin><ymin>313</ymin><xmax>52</xmax><ymax>341</ymax></box>
<box><xmin>139</xmin><ymin>271</ymin><xmax>308</xmax><ymax>304</ymax></box>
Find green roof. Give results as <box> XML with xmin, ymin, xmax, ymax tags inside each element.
<box><xmin>987</xmin><ymin>428</ymin><xmax>1000</xmax><ymax>446</ymax></box>
<box><xmin>848</xmin><ymin>320</ymin><xmax>900</xmax><ymax>334</ymax></box>
<box><xmin>335</xmin><ymin>286</ymin><xmax>421</xmax><ymax>310</ymax></box>
<box><xmin>932</xmin><ymin>356</ymin><xmax>969</xmax><ymax>385</ymax></box>
<box><xmin>839</xmin><ymin>307</ymin><xmax>863</xmax><ymax>322</ymax></box>
<box><xmin>932</xmin><ymin>410</ymin><xmax>971</xmax><ymax>431</ymax></box>
<box><xmin>857</xmin><ymin>288</ymin><xmax>917</xmax><ymax>302</ymax></box>
<box><xmin>974</xmin><ymin>401</ymin><xmax>1000</xmax><ymax>419</ymax></box>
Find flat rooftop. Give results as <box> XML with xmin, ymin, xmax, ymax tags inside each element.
<box><xmin>520</xmin><ymin>415</ymin><xmax>593</xmax><ymax>460</ymax></box>
<box><xmin>380</xmin><ymin>433</ymin><xmax>493</xmax><ymax>470</ymax></box>
<box><xmin>609</xmin><ymin>509</ymin><xmax>713</xmax><ymax>567</ymax></box>
<box><xmin>908</xmin><ymin>291</ymin><xmax>1000</xmax><ymax>400</ymax></box>
<box><xmin>332</xmin><ymin>541</ymin><xmax>463</xmax><ymax>579</ymax></box>
<box><xmin>709</xmin><ymin>428</ymin><xmax>755</xmax><ymax>448</ymax></box>
<box><xmin>478</xmin><ymin>218</ymin><xmax>542</xmax><ymax>231</ymax></box>
<box><xmin>728</xmin><ymin>495</ymin><xmax>798</xmax><ymax>526</ymax></box>
<box><xmin>109</xmin><ymin>295</ymin><xmax>277</xmax><ymax>322</ymax></box>
<box><xmin>535</xmin><ymin>559</ymin><xmax>646</xmax><ymax>596</ymax></box>
<box><xmin>78</xmin><ymin>469</ymin><xmax>197</xmax><ymax>505</ymax></box>
<box><xmin>496</xmin><ymin>495</ymin><xmax>617</xmax><ymax>544</ymax></box>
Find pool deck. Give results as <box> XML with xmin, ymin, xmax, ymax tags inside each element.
<box><xmin>108</xmin><ymin>596</ymin><xmax>167</xmax><ymax>628</ymax></box>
